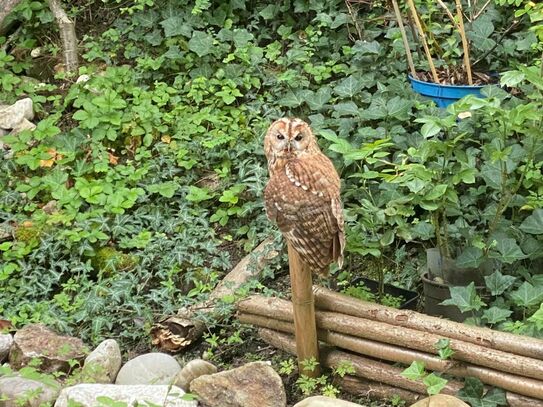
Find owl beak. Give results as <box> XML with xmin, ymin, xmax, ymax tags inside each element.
<box><xmin>286</xmin><ymin>141</ymin><xmax>292</xmax><ymax>153</ymax></box>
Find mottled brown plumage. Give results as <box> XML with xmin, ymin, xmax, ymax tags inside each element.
<box><xmin>264</xmin><ymin>118</ymin><xmax>345</xmax><ymax>276</ymax></box>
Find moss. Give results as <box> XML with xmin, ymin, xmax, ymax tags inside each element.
<box><xmin>14</xmin><ymin>221</ymin><xmax>42</xmax><ymax>244</ymax></box>
<box><xmin>92</xmin><ymin>246</ymin><xmax>139</xmax><ymax>274</ymax></box>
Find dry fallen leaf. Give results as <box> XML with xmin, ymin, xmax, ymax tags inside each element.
<box><xmin>108</xmin><ymin>152</ymin><xmax>119</xmax><ymax>165</ymax></box>
<box><xmin>40</xmin><ymin>148</ymin><xmax>63</xmax><ymax>168</ymax></box>
<box><xmin>161</xmin><ymin>135</ymin><xmax>171</xmax><ymax>144</ymax></box>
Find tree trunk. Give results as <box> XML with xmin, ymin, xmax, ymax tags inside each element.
<box><xmin>313</xmin><ymin>285</ymin><xmax>543</xmax><ymax>360</ymax></box>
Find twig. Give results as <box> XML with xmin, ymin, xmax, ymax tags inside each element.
<box><xmin>472</xmin><ymin>19</ymin><xmax>521</xmax><ymax>66</ymax></box>
<box><xmin>455</xmin><ymin>0</ymin><xmax>473</xmax><ymax>84</ymax></box>
<box><xmin>406</xmin><ymin>0</ymin><xmax>440</xmax><ymax>83</ymax></box>
<box><xmin>344</xmin><ymin>0</ymin><xmax>364</xmax><ymax>41</ymax></box>
<box><xmin>46</xmin><ymin>0</ymin><xmax>78</xmax><ymax>74</ymax></box>
<box><xmin>391</xmin><ymin>0</ymin><xmax>417</xmax><ymax>78</ymax></box>
<box><xmin>406</xmin><ymin>12</ymin><xmax>424</xmax><ymax>61</ymax></box>
<box><xmin>436</xmin><ymin>0</ymin><xmax>457</xmax><ymax>26</ymax></box>
<box><xmin>472</xmin><ymin>0</ymin><xmax>492</xmax><ymax>21</ymax></box>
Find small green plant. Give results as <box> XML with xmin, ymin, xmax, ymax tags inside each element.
<box><xmin>401</xmin><ymin>361</ymin><xmax>448</xmax><ymax>396</ymax></box>
<box><xmin>435</xmin><ymin>339</ymin><xmax>455</xmax><ymax>360</ymax></box>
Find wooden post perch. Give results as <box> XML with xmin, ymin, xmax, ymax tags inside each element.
<box><xmin>287</xmin><ymin>242</ymin><xmax>320</xmax><ymax>377</ymax></box>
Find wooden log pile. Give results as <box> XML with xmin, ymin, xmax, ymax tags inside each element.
<box><xmin>236</xmin><ymin>286</ymin><xmax>543</xmax><ymax>406</ymax></box>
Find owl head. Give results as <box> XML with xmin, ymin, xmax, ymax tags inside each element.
<box><xmin>264</xmin><ymin>118</ymin><xmax>321</xmax><ymax>166</ymax></box>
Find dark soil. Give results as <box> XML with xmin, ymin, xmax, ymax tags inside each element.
<box><xmin>415</xmin><ymin>67</ymin><xmax>498</xmax><ymax>86</ymax></box>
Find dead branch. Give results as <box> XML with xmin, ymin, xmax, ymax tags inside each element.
<box><xmin>46</xmin><ymin>0</ymin><xmax>78</xmax><ymax>74</ymax></box>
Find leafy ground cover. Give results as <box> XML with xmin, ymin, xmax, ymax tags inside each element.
<box><xmin>1</xmin><ymin>0</ymin><xmax>543</xmax><ymax>402</ymax></box>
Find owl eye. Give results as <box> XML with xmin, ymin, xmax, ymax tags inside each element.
<box><xmin>294</xmin><ymin>134</ymin><xmax>303</xmax><ymax>141</ymax></box>
<box><xmin>277</xmin><ymin>134</ymin><xmax>285</xmax><ymax>140</ymax></box>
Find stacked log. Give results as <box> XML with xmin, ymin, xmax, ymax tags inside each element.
<box><xmin>237</xmin><ymin>289</ymin><xmax>543</xmax><ymax>406</ymax></box>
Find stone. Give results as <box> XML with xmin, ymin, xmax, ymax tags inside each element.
<box><xmin>190</xmin><ymin>361</ymin><xmax>286</xmax><ymax>407</ymax></box>
<box><xmin>0</xmin><ymin>375</ymin><xmax>60</xmax><ymax>407</ymax></box>
<box><xmin>294</xmin><ymin>396</ymin><xmax>363</xmax><ymax>407</ymax></box>
<box><xmin>81</xmin><ymin>339</ymin><xmax>122</xmax><ymax>384</ymax></box>
<box><xmin>410</xmin><ymin>394</ymin><xmax>470</xmax><ymax>407</ymax></box>
<box><xmin>0</xmin><ymin>333</ymin><xmax>13</xmax><ymax>362</ymax></box>
<box><xmin>54</xmin><ymin>384</ymin><xmax>197</xmax><ymax>407</ymax></box>
<box><xmin>9</xmin><ymin>324</ymin><xmax>87</xmax><ymax>373</ymax></box>
<box><xmin>115</xmin><ymin>352</ymin><xmax>181</xmax><ymax>385</ymax></box>
<box><xmin>11</xmin><ymin>119</ymin><xmax>36</xmax><ymax>134</ymax></box>
<box><xmin>174</xmin><ymin>359</ymin><xmax>217</xmax><ymax>391</ymax></box>
<box><xmin>76</xmin><ymin>74</ymin><xmax>90</xmax><ymax>83</ymax></box>
<box><xmin>0</xmin><ymin>98</ymin><xmax>33</xmax><ymax>129</ymax></box>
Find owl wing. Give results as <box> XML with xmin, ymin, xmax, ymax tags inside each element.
<box><xmin>267</xmin><ymin>154</ymin><xmax>344</xmax><ymax>273</ymax></box>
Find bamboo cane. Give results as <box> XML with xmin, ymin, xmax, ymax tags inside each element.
<box><xmin>312</xmin><ymin>285</ymin><xmax>543</xmax><ymax>360</ymax></box>
<box><xmin>258</xmin><ymin>328</ymin><xmax>543</xmax><ymax>407</ymax></box>
<box><xmin>237</xmin><ymin>296</ymin><xmax>543</xmax><ymax>381</ymax></box>
<box><xmin>455</xmin><ymin>0</ymin><xmax>473</xmax><ymax>84</ymax></box>
<box><xmin>238</xmin><ymin>312</ymin><xmax>543</xmax><ymax>400</ymax></box>
<box><xmin>391</xmin><ymin>0</ymin><xmax>418</xmax><ymax>78</ymax></box>
<box><xmin>287</xmin><ymin>242</ymin><xmax>320</xmax><ymax>378</ymax></box>
<box><xmin>406</xmin><ymin>0</ymin><xmax>440</xmax><ymax>83</ymax></box>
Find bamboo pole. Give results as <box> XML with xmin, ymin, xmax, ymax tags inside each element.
<box><xmin>455</xmin><ymin>0</ymin><xmax>473</xmax><ymax>84</ymax></box>
<box><xmin>313</xmin><ymin>286</ymin><xmax>543</xmax><ymax>360</ymax></box>
<box><xmin>391</xmin><ymin>0</ymin><xmax>418</xmax><ymax>78</ymax></box>
<box><xmin>238</xmin><ymin>296</ymin><xmax>543</xmax><ymax>381</ymax></box>
<box><xmin>287</xmin><ymin>242</ymin><xmax>320</xmax><ymax>378</ymax></box>
<box><xmin>239</xmin><ymin>313</ymin><xmax>543</xmax><ymax>400</ymax></box>
<box><xmin>406</xmin><ymin>0</ymin><xmax>440</xmax><ymax>83</ymax></box>
<box><xmin>258</xmin><ymin>328</ymin><xmax>543</xmax><ymax>407</ymax></box>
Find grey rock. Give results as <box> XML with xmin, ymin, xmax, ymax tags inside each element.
<box><xmin>54</xmin><ymin>384</ymin><xmax>197</xmax><ymax>407</ymax></box>
<box><xmin>410</xmin><ymin>394</ymin><xmax>470</xmax><ymax>407</ymax></box>
<box><xmin>294</xmin><ymin>396</ymin><xmax>363</xmax><ymax>407</ymax></box>
<box><xmin>11</xmin><ymin>119</ymin><xmax>36</xmax><ymax>134</ymax></box>
<box><xmin>115</xmin><ymin>352</ymin><xmax>181</xmax><ymax>385</ymax></box>
<box><xmin>81</xmin><ymin>339</ymin><xmax>122</xmax><ymax>384</ymax></box>
<box><xmin>9</xmin><ymin>324</ymin><xmax>87</xmax><ymax>373</ymax></box>
<box><xmin>0</xmin><ymin>375</ymin><xmax>60</xmax><ymax>407</ymax></box>
<box><xmin>0</xmin><ymin>99</ymin><xmax>33</xmax><ymax>129</ymax></box>
<box><xmin>0</xmin><ymin>333</ymin><xmax>13</xmax><ymax>362</ymax></box>
<box><xmin>190</xmin><ymin>361</ymin><xmax>286</xmax><ymax>407</ymax></box>
<box><xmin>174</xmin><ymin>359</ymin><xmax>217</xmax><ymax>391</ymax></box>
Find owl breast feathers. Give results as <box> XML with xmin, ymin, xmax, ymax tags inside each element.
<box><xmin>263</xmin><ymin>118</ymin><xmax>345</xmax><ymax>276</ymax></box>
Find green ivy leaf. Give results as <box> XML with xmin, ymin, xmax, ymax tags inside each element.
<box><xmin>400</xmin><ymin>361</ymin><xmax>425</xmax><ymax>381</ymax></box>
<box><xmin>333</xmin><ymin>101</ymin><xmax>359</xmax><ymax>117</ymax></box>
<box><xmin>306</xmin><ymin>87</ymin><xmax>332</xmax><ymax>110</ymax></box>
<box><xmin>160</xmin><ymin>16</ymin><xmax>192</xmax><ymax>38</ymax></box>
<box><xmin>484</xmin><ymin>271</ymin><xmax>516</xmax><ymax>296</ymax></box>
<box><xmin>482</xmin><ymin>306</ymin><xmax>513</xmax><ymax>324</ymax></box>
<box><xmin>527</xmin><ymin>304</ymin><xmax>543</xmax><ymax>330</ymax></box>
<box><xmin>186</xmin><ymin>186</ymin><xmax>213</xmax><ymax>202</ymax></box>
<box><xmin>423</xmin><ymin>373</ymin><xmax>448</xmax><ymax>396</ymax></box>
<box><xmin>456</xmin><ymin>247</ymin><xmax>484</xmax><ymax>269</ymax></box>
<box><xmin>352</xmin><ymin>40</ymin><xmax>381</xmax><ymax>55</ymax></box>
<box><xmin>519</xmin><ymin>209</ymin><xmax>543</xmax><ymax>235</ymax></box>
<box><xmin>440</xmin><ymin>282</ymin><xmax>485</xmax><ymax>313</ymax></box>
<box><xmin>509</xmin><ymin>282</ymin><xmax>543</xmax><ymax>308</ymax></box>
<box><xmin>424</xmin><ymin>184</ymin><xmax>447</xmax><ymax>201</ymax></box>
<box><xmin>489</xmin><ymin>238</ymin><xmax>526</xmax><ymax>264</ymax></box>
<box><xmin>279</xmin><ymin>89</ymin><xmax>313</xmax><ymax>108</ymax></box>
<box><xmin>500</xmin><ymin>70</ymin><xmax>525</xmax><ymax>87</ymax></box>
<box><xmin>147</xmin><ymin>182</ymin><xmax>178</xmax><ymax>198</ymax></box>
<box><xmin>188</xmin><ymin>31</ymin><xmax>214</xmax><ymax>57</ymax></box>
<box><xmin>333</xmin><ymin>75</ymin><xmax>363</xmax><ymax>98</ymax></box>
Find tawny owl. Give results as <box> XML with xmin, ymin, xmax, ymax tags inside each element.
<box><xmin>264</xmin><ymin>118</ymin><xmax>345</xmax><ymax>276</ymax></box>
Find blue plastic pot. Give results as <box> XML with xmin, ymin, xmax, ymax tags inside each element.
<box><xmin>408</xmin><ymin>74</ymin><xmax>485</xmax><ymax>108</ymax></box>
